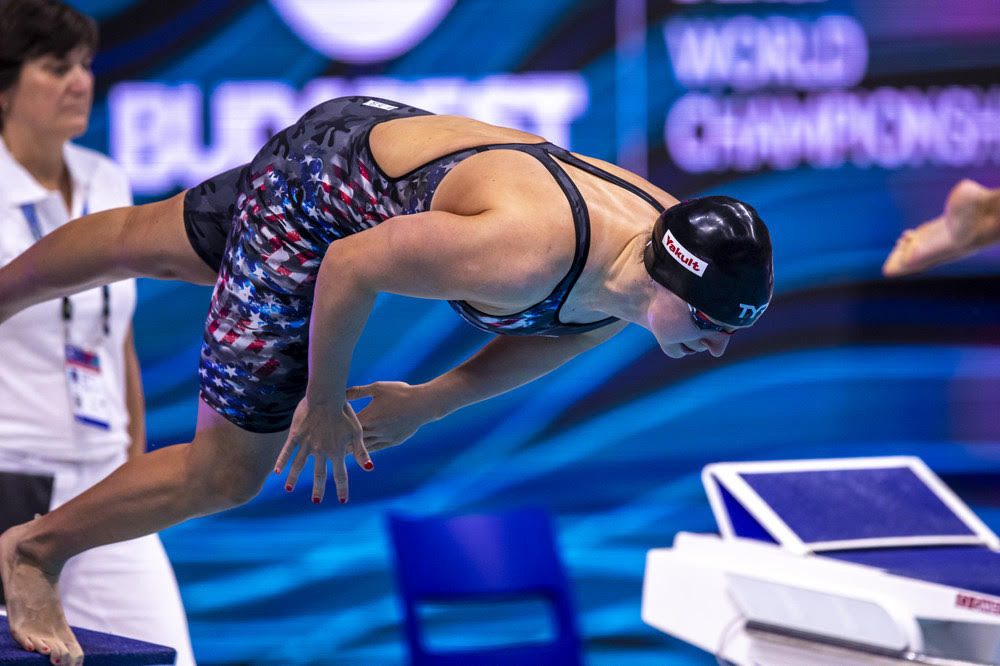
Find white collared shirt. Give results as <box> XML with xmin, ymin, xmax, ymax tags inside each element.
<box><xmin>0</xmin><ymin>137</ymin><xmax>137</xmax><ymax>461</ymax></box>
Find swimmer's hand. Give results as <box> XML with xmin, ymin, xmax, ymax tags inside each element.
<box><xmin>883</xmin><ymin>179</ymin><xmax>1000</xmax><ymax>277</ymax></box>
<box><xmin>275</xmin><ymin>395</ymin><xmax>374</xmax><ymax>504</ymax></box>
<box><xmin>348</xmin><ymin>381</ymin><xmax>440</xmax><ymax>452</ymax></box>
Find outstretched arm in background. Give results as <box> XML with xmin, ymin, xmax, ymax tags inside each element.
<box><xmin>883</xmin><ymin>179</ymin><xmax>1000</xmax><ymax>277</ymax></box>
<box><xmin>0</xmin><ymin>192</ymin><xmax>216</xmax><ymax>323</ymax></box>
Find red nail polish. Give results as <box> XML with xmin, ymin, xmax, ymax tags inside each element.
<box><xmin>312</xmin><ymin>497</ymin><xmax>320</xmax><ymax>504</ymax></box>
<box><xmin>339</xmin><ymin>498</ymin><xmax>346</xmax><ymax>503</ymax></box>
<box><xmin>285</xmin><ymin>485</ymin><xmax>292</xmax><ymax>492</ymax></box>
<box><xmin>274</xmin><ymin>468</ymin><xmax>280</xmax><ymax>474</ymax></box>
<box><xmin>364</xmin><ymin>461</ymin><xmax>374</xmax><ymax>471</ymax></box>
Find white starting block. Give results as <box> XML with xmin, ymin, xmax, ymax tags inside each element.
<box><xmin>641</xmin><ymin>457</ymin><xmax>1000</xmax><ymax>665</ymax></box>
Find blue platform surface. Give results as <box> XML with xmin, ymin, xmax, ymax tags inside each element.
<box><xmin>827</xmin><ymin>546</ymin><xmax>1000</xmax><ymax>598</ymax></box>
<box><xmin>739</xmin><ymin>467</ymin><xmax>976</xmax><ymax>543</ymax></box>
<box><xmin>0</xmin><ymin>617</ymin><xmax>175</xmax><ymax>665</ymax></box>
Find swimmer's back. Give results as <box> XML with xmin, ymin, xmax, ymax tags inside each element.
<box><xmin>370</xmin><ymin>114</ymin><xmax>675</xmax><ymax>216</ymax></box>
<box><xmin>369</xmin><ymin>114</ymin><xmax>544</xmax><ymax>178</ymax></box>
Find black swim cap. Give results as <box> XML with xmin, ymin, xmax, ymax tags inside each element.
<box><xmin>643</xmin><ymin>196</ymin><xmax>773</xmax><ymax>327</ymax></box>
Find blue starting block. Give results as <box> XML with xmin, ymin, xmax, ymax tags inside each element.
<box><xmin>0</xmin><ymin>616</ymin><xmax>175</xmax><ymax>665</ymax></box>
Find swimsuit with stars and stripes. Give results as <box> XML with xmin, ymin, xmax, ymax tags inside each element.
<box><xmin>183</xmin><ymin>96</ymin><xmax>661</xmax><ymax>433</ymax></box>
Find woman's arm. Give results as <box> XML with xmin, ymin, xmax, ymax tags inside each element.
<box><xmin>276</xmin><ymin>206</ymin><xmax>597</xmax><ymax>502</ymax></box>
<box><xmin>303</xmin><ymin>207</ymin><xmax>548</xmax><ymax>405</ymax></box>
<box><xmin>883</xmin><ymin>179</ymin><xmax>1000</xmax><ymax>277</ymax></box>
<box><xmin>426</xmin><ymin>322</ymin><xmax>625</xmax><ymax>417</ymax></box>
<box><xmin>0</xmin><ymin>192</ymin><xmax>215</xmax><ymax>324</ymax></box>
<box><xmin>350</xmin><ymin>321</ymin><xmax>626</xmax><ymax>452</ymax></box>
<box><xmin>123</xmin><ymin>325</ymin><xmax>147</xmax><ymax>460</ymax></box>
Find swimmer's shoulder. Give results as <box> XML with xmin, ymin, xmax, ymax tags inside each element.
<box><xmin>562</xmin><ymin>150</ymin><xmax>677</xmax><ymax>209</ymax></box>
<box><xmin>369</xmin><ymin>115</ymin><xmax>545</xmax><ymax>179</ymax></box>
<box><xmin>374</xmin><ymin>114</ymin><xmax>544</xmax><ymax>147</ymax></box>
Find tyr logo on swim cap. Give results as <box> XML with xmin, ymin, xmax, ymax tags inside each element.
<box><xmin>643</xmin><ymin>196</ymin><xmax>773</xmax><ymax>327</ymax></box>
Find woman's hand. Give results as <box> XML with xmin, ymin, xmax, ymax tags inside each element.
<box><xmin>274</xmin><ymin>395</ymin><xmax>374</xmax><ymax>504</ymax></box>
<box><xmin>883</xmin><ymin>179</ymin><xmax>1000</xmax><ymax>277</ymax></box>
<box><xmin>347</xmin><ymin>381</ymin><xmax>443</xmax><ymax>453</ymax></box>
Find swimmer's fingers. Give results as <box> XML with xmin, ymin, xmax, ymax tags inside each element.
<box><xmin>274</xmin><ymin>436</ymin><xmax>297</xmax><ymax>476</ymax></box>
<box><xmin>882</xmin><ymin>241</ymin><xmax>907</xmax><ymax>277</ymax></box>
<box><xmin>883</xmin><ymin>215</ymin><xmax>959</xmax><ymax>278</ymax></box>
<box><xmin>882</xmin><ymin>227</ymin><xmax>921</xmax><ymax>277</ymax></box>
<box><xmin>365</xmin><ymin>437</ymin><xmax>399</xmax><ymax>453</ymax></box>
<box><xmin>345</xmin><ymin>384</ymin><xmax>374</xmax><ymax>401</ymax></box>
<box><xmin>352</xmin><ymin>437</ymin><xmax>374</xmax><ymax>471</ymax></box>
<box><xmin>344</xmin><ymin>402</ymin><xmax>373</xmax><ymax>473</ymax></box>
<box><xmin>332</xmin><ymin>403</ymin><xmax>365</xmax><ymax>503</ymax></box>
<box><xmin>346</xmin><ymin>383</ymin><xmax>378</xmax><ymax>466</ymax></box>
<box><xmin>312</xmin><ymin>455</ymin><xmax>327</xmax><ymax>504</ymax></box>
<box><xmin>332</xmin><ymin>451</ymin><xmax>349</xmax><ymax>504</ymax></box>
<box><xmin>276</xmin><ymin>396</ymin><xmax>311</xmax><ymax>477</ymax></box>
<box><xmin>284</xmin><ymin>441</ymin><xmax>311</xmax><ymax>492</ymax></box>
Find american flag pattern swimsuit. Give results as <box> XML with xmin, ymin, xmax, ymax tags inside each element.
<box><xmin>184</xmin><ymin>96</ymin><xmax>643</xmax><ymax>433</ymax></box>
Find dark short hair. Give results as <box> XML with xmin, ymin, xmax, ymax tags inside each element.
<box><xmin>0</xmin><ymin>0</ymin><xmax>98</xmax><ymax>128</ymax></box>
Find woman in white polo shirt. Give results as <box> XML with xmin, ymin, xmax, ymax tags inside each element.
<box><xmin>0</xmin><ymin>1</ymin><xmax>194</xmax><ymax>664</ymax></box>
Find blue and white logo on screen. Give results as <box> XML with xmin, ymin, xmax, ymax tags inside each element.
<box><xmin>269</xmin><ymin>0</ymin><xmax>456</xmax><ymax>63</ymax></box>
<box><xmin>110</xmin><ymin>0</ymin><xmax>587</xmax><ymax>195</ymax></box>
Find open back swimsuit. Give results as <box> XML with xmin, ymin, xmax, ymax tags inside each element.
<box><xmin>182</xmin><ymin>96</ymin><xmax>664</xmax><ymax>432</ymax></box>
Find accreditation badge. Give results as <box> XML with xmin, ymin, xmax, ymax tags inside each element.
<box><xmin>64</xmin><ymin>344</ymin><xmax>111</xmax><ymax>430</ymax></box>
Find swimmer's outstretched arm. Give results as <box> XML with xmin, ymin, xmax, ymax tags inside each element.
<box><xmin>883</xmin><ymin>179</ymin><xmax>1000</xmax><ymax>277</ymax></box>
<box><xmin>349</xmin><ymin>322</ymin><xmax>625</xmax><ymax>452</ymax></box>
<box><xmin>0</xmin><ymin>192</ymin><xmax>217</xmax><ymax>323</ymax></box>
<box><xmin>274</xmin><ymin>209</ymin><xmax>626</xmax><ymax>503</ymax></box>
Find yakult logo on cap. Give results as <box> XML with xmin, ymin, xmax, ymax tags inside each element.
<box><xmin>663</xmin><ymin>230</ymin><xmax>707</xmax><ymax>276</ymax></box>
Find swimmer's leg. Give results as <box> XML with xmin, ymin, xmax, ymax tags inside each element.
<box><xmin>883</xmin><ymin>179</ymin><xmax>1000</xmax><ymax>277</ymax></box>
<box><xmin>0</xmin><ymin>400</ymin><xmax>287</xmax><ymax>666</ymax></box>
<box><xmin>0</xmin><ymin>191</ymin><xmax>218</xmax><ymax>323</ymax></box>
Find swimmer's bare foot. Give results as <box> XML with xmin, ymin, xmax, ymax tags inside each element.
<box><xmin>0</xmin><ymin>523</ymin><xmax>83</xmax><ymax>666</ymax></box>
<box><xmin>883</xmin><ymin>179</ymin><xmax>1000</xmax><ymax>277</ymax></box>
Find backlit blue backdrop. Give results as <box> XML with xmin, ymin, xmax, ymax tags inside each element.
<box><xmin>67</xmin><ymin>1</ymin><xmax>1000</xmax><ymax>663</ymax></box>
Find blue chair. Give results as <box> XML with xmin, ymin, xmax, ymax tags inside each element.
<box><xmin>387</xmin><ymin>507</ymin><xmax>583</xmax><ymax>666</ymax></box>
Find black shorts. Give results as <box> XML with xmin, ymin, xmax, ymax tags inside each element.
<box><xmin>184</xmin><ymin>97</ymin><xmax>432</xmax><ymax>432</ymax></box>
<box><xmin>183</xmin><ymin>164</ymin><xmax>247</xmax><ymax>273</ymax></box>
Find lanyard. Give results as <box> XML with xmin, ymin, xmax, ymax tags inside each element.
<box><xmin>20</xmin><ymin>201</ymin><xmax>110</xmax><ymax>337</ymax></box>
